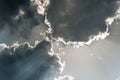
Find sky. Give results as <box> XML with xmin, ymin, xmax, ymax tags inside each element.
<box><xmin>63</xmin><ymin>20</ymin><xmax>120</xmax><ymax>80</ymax></box>
<box><xmin>0</xmin><ymin>0</ymin><xmax>120</xmax><ymax>80</ymax></box>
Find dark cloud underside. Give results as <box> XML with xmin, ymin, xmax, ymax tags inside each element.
<box><xmin>47</xmin><ymin>0</ymin><xmax>118</xmax><ymax>42</ymax></box>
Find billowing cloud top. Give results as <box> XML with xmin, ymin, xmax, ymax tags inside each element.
<box><xmin>0</xmin><ymin>41</ymin><xmax>62</xmax><ymax>80</ymax></box>
<box><xmin>47</xmin><ymin>0</ymin><xmax>118</xmax><ymax>42</ymax></box>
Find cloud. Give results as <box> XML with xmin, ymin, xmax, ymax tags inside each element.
<box><xmin>0</xmin><ymin>0</ymin><xmax>49</xmax><ymax>44</ymax></box>
<box><xmin>55</xmin><ymin>75</ymin><xmax>74</xmax><ymax>80</ymax></box>
<box><xmin>0</xmin><ymin>0</ymin><xmax>119</xmax><ymax>80</ymax></box>
<box><xmin>0</xmin><ymin>0</ymin><xmax>67</xmax><ymax>80</ymax></box>
<box><xmin>0</xmin><ymin>40</ymin><xmax>63</xmax><ymax>80</ymax></box>
<box><xmin>116</xmin><ymin>76</ymin><xmax>120</xmax><ymax>80</ymax></box>
<box><xmin>47</xmin><ymin>0</ymin><xmax>118</xmax><ymax>42</ymax></box>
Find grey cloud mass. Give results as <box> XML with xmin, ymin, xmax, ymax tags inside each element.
<box><xmin>0</xmin><ymin>41</ymin><xmax>61</xmax><ymax>80</ymax></box>
<box><xmin>47</xmin><ymin>0</ymin><xmax>118</xmax><ymax>42</ymax></box>
<box><xmin>0</xmin><ymin>0</ymin><xmax>119</xmax><ymax>80</ymax></box>
<box><xmin>0</xmin><ymin>0</ymin><xmax>64</xmax><ymax>80</ymax></box>
<box><xmin>0</xmin><ymin>0</ymin><xmax>48</xmax><ymax>44</ymax></box>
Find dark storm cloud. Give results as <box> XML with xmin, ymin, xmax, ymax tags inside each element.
<box><xmin>0</xmin><ymin>0</ymin><xmax>46</xmax><ymax>40</ymax></box>
<box><xmin>0</xmin><ymin>41</ymin><xmax>61</xmax><ymax>80</ymax></box>
<box><xmin>47</xmin><ymin>0</ymin><xmax>118</xmax><ymax>42</ymax></box>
